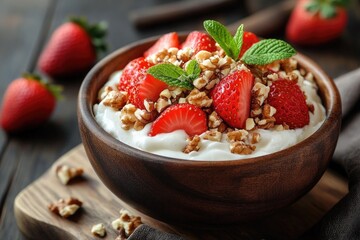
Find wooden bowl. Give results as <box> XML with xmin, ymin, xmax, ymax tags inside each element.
<box><xmin>77</xmin><ymin>35</ymin><xmax>341</xmax><ymax>226</ymax></box>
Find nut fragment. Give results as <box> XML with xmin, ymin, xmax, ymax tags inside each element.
<box><xmin>186</xmin><ymin>89</ymin><xmax>212</xmax><ymax>108</ymax></box>
<box><xmin>48</xmin><ymin>197</ymin><xmax>82</xmax><ymax>218</ymax></box>
<box><xmin>208</xmin><ymin>111</ymin><xmax>222</xmax><ymax>128</ymax></box>
<box><xmin>91</xmin><ymin>223</ymin><xmax>106</xmax><ymax>238</ymax></box>
<box><xmin>120</xmin><ymin>104</ymin><xmax>137</xmax><ymax>130</ymax></box>
<box><xmin>202</xmin><ymin>130</ymin><xmax>222</xmax><ymax>142</ymax></box>
<box><xmin>227</xmin><ymin>130</ymin><xmax>249</xmax><ymax>142</ymax></box>
<box><xmin>230</xmin><ymin>141</ymin><xmax>256</xmax><ymax>155</ymax></box>
<box><xmin>56</xmin><ymin>165</ymin><xmax>83</xmax><ymax>185</ymax></box>
<box><xmin>102</xmin><ymin>90</ymin><xmax>128</xmax><ymax>110</ymax></box>
<box><xmin>183</xmin><ymin>135</ymin><xmax>201</xmax><ymax>153</ymax></box>
<box><xmin>112</xmin><ymin>209</ymin><xmax>142</xmax><ymax>237</ymax></box>
<box><xmin>245</xmin><ymin>118</ymin><xmax>256</xmax><ymax>131</ymax></box>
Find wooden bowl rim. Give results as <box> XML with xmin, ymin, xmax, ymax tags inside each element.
<box><xmin>78</xmin><ymin>34</ymin><xmax>341</xmax><ymax>167</ymax></box>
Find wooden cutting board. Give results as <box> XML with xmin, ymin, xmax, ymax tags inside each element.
<box><xmin>14</xmin><ymin>144</ymin><xmax>348</xmax><ymax>240</ymax></box>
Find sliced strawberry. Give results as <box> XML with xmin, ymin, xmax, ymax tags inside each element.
<box><xmin>267</xmin><ymin>79</ymin><xmax>310</xmax><ymax>129</ymax></box>
<box><xmin>211</xmin><ymin>70</ymin><xmax>254</xmax><ymax>129</ymax></box>
<box><xmin>118</xmin><ymin>57</ymin><xmax>168</xmax><ymax>109</ymax></box>
<box><xmin>181</xmin><ymin>31</ymin><xmax>217</xmax><ymax>54</ymax></box>
<box><xmin>149</xmin><ymin>103</ymin><xmax>208</xmax><ymax>137</ymax></box>
<box><xmin>239</xmin><ymin>32</ymin><xmax>259</xmax><ymax>58</ymax></box>
<box><xmin>144</xmin><ymin>32</ymin><xmax>180</xmax><ymax>57</ymax></box>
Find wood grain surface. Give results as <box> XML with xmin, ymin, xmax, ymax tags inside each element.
<box><xmin>15</xmin><ymin>145</ymin><xmax>348</xmax><ymax>240</ymax></box>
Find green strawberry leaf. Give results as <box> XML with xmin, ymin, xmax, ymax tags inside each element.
<box><xmin>147</xmin><ymin>63</ymin><xmax>195</xmax><ymax>90</ymax></box>
<box><xmin>241</xmin><ymin>39</ymin><xmax>296</xmax><ymax>65</ymax></box>
<box><xmin>204</xmin><ymin>20</ymin><xmax>243</xmax><ymax>60</ymax></box>
<box><xmin>22</xmin><ymin>72</ymin><xmax>64</xmax><ymax>100</ymax></box>
<box><xmin>69</xmin><ymin>16</ymin><xmax>108</xmax><ymax>55</ymax></box>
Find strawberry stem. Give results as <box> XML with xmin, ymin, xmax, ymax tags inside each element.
<box><xmin>69</xmin><ymin>16</ymin><xmax>108</xmax><ymax>56</ymax></box>
<box><xmin>305</xmin><ymin>0</ymin><xmax>348</xmax><ymax>19</ymax></box>
<box><xmin>22</xmin><ymin>72</ymin><xmax>64</xmax><ymax>101</ymax></box>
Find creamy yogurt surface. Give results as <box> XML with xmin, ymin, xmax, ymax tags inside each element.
<box><xmin>93</xmin><ymin>70</ymin><xmax>326</xmax><ymax>161</ymax></box>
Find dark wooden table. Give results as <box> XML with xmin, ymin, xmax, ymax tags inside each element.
<box><xmin>0</xmin><ymin>0</ymin><xmax>359</xmax><ymax>239</ymax></box>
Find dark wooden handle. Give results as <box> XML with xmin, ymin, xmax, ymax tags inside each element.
<box><xmin>227</xmin><ymin>0</ymin><xmax>296</xmax><ymax>36</ymax></box>
<box><xmin>130</xmin><ymin>0</ymin><xmax>234</xmax><ymax>28</ymax></box>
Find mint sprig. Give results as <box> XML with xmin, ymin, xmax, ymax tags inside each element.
<box><xmin>147</xmin><ymin>60</ymin><xmax>200</xmax><ymax>90</ymax></box>
<box><xmin>203</xmin><ymin>19</ymin><xmax>296</xmax><ymax>65</ymax></box>
<box><xmin>203</xmin><ymin>20</ymin><xmax>243</xmax><ymax>61</ymax></box>
<box><xmin>241</xmin><ymin>39</ymin><xmax>296</xmax><ymax>65</ymax></box>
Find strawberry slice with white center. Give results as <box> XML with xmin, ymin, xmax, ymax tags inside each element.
<box><xmin>148</xmin><ymin>103</ymin><xmax>208</xmax><ymax>137</ymax></box>
<box><xmin>211</xmin><ymin>69</ymin><xmax>254</xmax><ymax>129</ymax></box>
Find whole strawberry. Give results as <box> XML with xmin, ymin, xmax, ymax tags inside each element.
<box><xmin>267</xmin><ymin>79</ymin><xmax>309</xmax><ymax>129</ymax></box>
<box><xmin>211</xmin><ymin>69</ymin><xmax>254</xmax><ymax>129</ymax></box>
<box><xmin>0</xmin><ymin>74</ymin><xmax>62</xmax><ymax>133</ymax></box>
<box><xmin>38</xmin><ymin>17</ymin><xmax>107</xmax><ymax>77</ymax></box>
<box><xmin>286</xmin><ymin>0</ymin><xmax>347</xmax><ymax>45</ymax></box>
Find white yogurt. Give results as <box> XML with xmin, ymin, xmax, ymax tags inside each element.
<box><xmin>94</xmin><ymin>71</ymin><xmax>326</xmax><ymax>161</ymax></box>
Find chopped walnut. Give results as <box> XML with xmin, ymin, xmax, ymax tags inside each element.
<box><xmin>155</xmin><ymin>98</ymin><xmax>171</xmax><ymax>113</ymax></box>
<box><xmin>99</xmin><ymin>86</ymin><xmax>113</xmax><ymax>101</ymax></box>
<box><xmin>56</xmin><ymin>165</ymin><xmax>84</xmax><ymax>185</ymax></box>
<box><xmin>262</xmin><ymin>104</ymin><xmax>277</xmax><ymax>118</ymax></box>
<box><xmin>183</xmin><ymin>135</ymin><xmax>201</xmax><ymax>153</ymax></box>
<box><xmin>91</xmin><ymin>223</ymin><xmax>106</xmax><ymax>238</ymax></box>
<box><xmin>112</xmin><ymin>209</ymin><xmax>142</xmax><ymax>237</ymax></box>
<box><xmin>186</xmin><ymin>89</ymin><xmax>212</xmax><ymax>108</ymax></box>
<box><xmin>120</xmin><ymin>104</ymin><xmax>137</xmax><ymax>130</ymax></box>
<box><xmin>227</xmin><ymin>130</ymin><xmax>249</xmax><ymax>142</ymax></box>
<box><xmin>102</xmin><ymin>90</ymin><xmax>128</xmax><ymax>110</ymax></box>
<box><xmin>144</xmin><ymin>99</ymin><xmax>155</xmax><ymax>112</ymax></box>
<box><xmin>48</xmin><ymin>197</ymin><xmax>82</xmax><ymax>218</ymax></box>
<box><xmin>249</xmin><ymin>132</ymin><xmax>261</xmax><ymax>144</ymax></box>
<box><xmin>208</xmin><ymin>111</ymin><xmax>222</xmax><ymax>128</ymax></box>
<box><xmin>245</xmin><ymin>118</ymin><xmax>256</xmax><ymax>131</ymax></box>
<box><xmin>203</xmin><ymin>130</ymin><xmax>222</xmax><ymax>142</ymax></box>
<box><xmin>230</xmin><ymin>141</ymin><xmax>256</xmax><ymax>155</ymax></box>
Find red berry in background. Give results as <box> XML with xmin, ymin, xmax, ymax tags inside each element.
<box><xmin>211</xmin><ymin>70</ymin><xmax>254</xmax><ymax>129</ymax></box>
<box><xmin>239</xmin><ymin>32</ymin><xmax>259</xmax><ymax>58</ymax></box>
<box><xmin>38</xmin><ymin>17</ymin><xmax>107</xmax><ymax>77</ymax></box>
<box><xmin>181</xmin><ymin>31</ymin><xmax>217</xmax><ymax>54</ymax></box>
<box><xmin>0</xmin><ymin>74</ymin><xmax>62</xmax><ymax>133</ymax></box>
<box><xmin>144</xmin><ymin>32</ymin><xmax>180</xmax><ymax>57</ymax></box>
<box><xmin>286</xmin><ymin>0</ymin><xmax>347</xmax><ymax>45</ymax></box>
<box><xmin>118</xmin><ymin>57</ymin><xmax>168</xmax><ymax>109</ymax></box>
<box><xmin>267</xmin><ymin>79</ymin><xmax>310</xmax><ymax>129</ymax></box>
<box><xmin>149</xmin><ymin>103</ymin><xmax>208</xmax><ymax>137</ymax></box>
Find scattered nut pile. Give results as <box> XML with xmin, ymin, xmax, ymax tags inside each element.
<box><xmin>49</xmin><ymin>164</ymin><xmax>143</xmax><ymax>239</ymax></box>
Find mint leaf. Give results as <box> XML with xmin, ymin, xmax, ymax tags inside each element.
<box><xmin>204</xmin><ymin>20</ymin><xmax>243</xmax><ymax>60</ymax></box>
<box><xmin>147</xmin><ymin>63</ymin><xmax>195</xmax><ymax>90</ymax></box>
<box><xmin>233</xmin><ymin>24</ymin><xmax>244</xmax><ymax>59</ymax></box>
<box><xmin>186</xmin><ymin>59</ymin><xmax>201</xmax><ymax>78</ymax></box>
<box><xmin>241</xmin><ymin>39</ymin><xmax>296</xmax><ymax>65</ymax></box>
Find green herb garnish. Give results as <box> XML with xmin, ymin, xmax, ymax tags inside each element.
<box><xmin>203</xmin><ymin>19</ymin><xmax>296</xmax><ymax>65</ymax></box>
<box><xmin>203</xmin><ymin>20</ymin><xmax>243</xmax><ymax>61</ymax></box>
<box><xmin>147</xmin><ymin>60</ymin><xmax>200</xmax><ymax>90</ymax></box>
<box><xmin>241</xmin><ymin>39</ymin><xmax>296</xmax><ymax>65</ymax></box>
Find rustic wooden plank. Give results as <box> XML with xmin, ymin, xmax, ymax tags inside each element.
<box><xmin>14</xmin><ymin>145</ymin><xmax>348</xmax><ymax>240</ymax></box>
<box><xmin>0</xmin><ymin>0</ymin><xmax>55</xmax><ymax>238</ymax></box>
